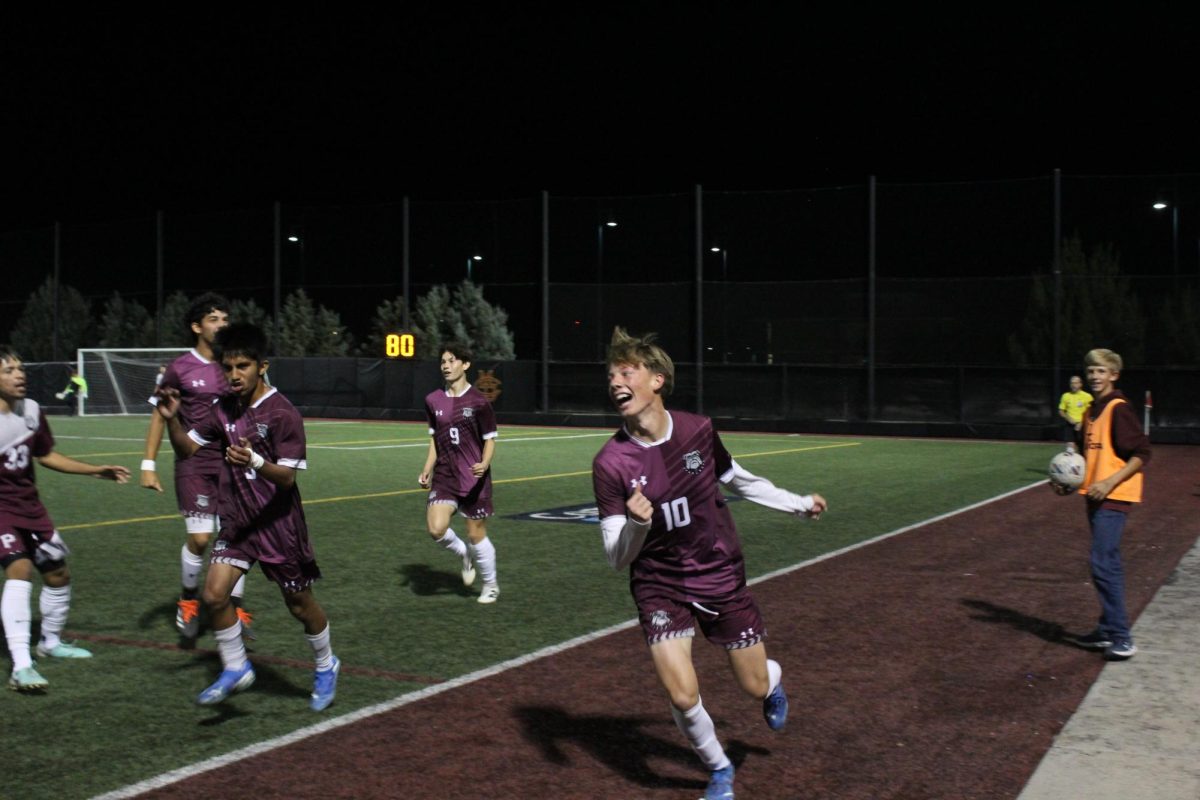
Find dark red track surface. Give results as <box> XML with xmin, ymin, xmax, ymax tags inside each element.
<box><xmin>137</xmin><ymin>446</ymin><xmax>1199</xmax><ymax>799</ymax></box>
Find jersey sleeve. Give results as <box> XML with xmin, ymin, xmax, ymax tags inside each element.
<box><xmin>592</xmin><ymin>454</ymin><xmax>628</xmax><ymax>519</ymax></box>
<box><xmin>188</xmin><ymin>401</ymin><xmax>222</xmax><ymax>445</ymax></box>
<box><xmin>274</xmin><ymin>408</ymin><xmax>308</xmax><ymax>470</ymax></box>
<box><xmin>478</xmin><ymin>397</ymin><xmax>498</xmax><ymax>440</ymax></box>
<box><xmin>711</xmin><ymin>428</ymin><xmax>734</xmax><ymax>478</ymax></box>
<box><xmin>31</xmin><ymin>409</ymin><xmax>54</xmax><ymax>458</ymax></box>
<box><xmin>150</xmin><ymin>363</ymin><xmax>182</xmax><ymax>406</ymax></box>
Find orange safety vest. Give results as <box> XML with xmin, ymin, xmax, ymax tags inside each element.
<box><xmin>1079</xmin><ymin>397</ymin><xmax>1143</xmax><ymax>502</ymax></box>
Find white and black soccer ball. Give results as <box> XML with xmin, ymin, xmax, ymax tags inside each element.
<box><xmin>1048</xmin><ymin>450</ymin><xmax>1086</xmax><ymax>491</ymax></box>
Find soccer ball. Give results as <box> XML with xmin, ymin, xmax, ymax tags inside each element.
<box><xmin>1048</xmin><ymin>450</ymin><xmax>1086</xmax><ymax>491</ymax></box>
<box><xmin>55</xmin><ymin>392</ymin><xmax>66</xmax><ymax>399</ymax></box>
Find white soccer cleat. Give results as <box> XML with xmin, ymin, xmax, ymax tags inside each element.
<box><xmin>477</xmin><ymin>582</ymin><xmax>500</xmax><ymax>604</ymax></box>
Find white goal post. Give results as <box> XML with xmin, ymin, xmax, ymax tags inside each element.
<box><xmin>76</xmin><ymin>348</ymin><xmax>192</xmax><ymax>416</ymax></box>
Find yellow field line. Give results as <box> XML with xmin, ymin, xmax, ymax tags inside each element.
<box><xmin>58</xmin><ymin>442</ymin><xmax>858</xmax><ymax>531</ymax></box>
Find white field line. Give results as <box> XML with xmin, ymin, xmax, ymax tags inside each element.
<box><xmin>91</xmin><ymin>478</ymin><xmax>1046</xmax><ymax>800</ymax></box>
<box><xmin>311</xmin><ymin>431</ymin><xmax>615</xmax><ymax>450</ymax></box>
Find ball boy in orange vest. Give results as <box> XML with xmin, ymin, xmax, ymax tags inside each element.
<box><xmin>1060</xmin><ymin>348</ymin><xmax>1151</xmax><ymax>660</ymax></box>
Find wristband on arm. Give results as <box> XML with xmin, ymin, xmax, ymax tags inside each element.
<box><xmin>141</xmin><ymin>459</ymin><xmax>157</xmax><ymax>472</ymax></box>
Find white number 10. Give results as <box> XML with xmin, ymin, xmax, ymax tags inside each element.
<box><xmin>660</xmin><ymin>497</ymin><xmax>691</xmax><ymax>531</ymax></box>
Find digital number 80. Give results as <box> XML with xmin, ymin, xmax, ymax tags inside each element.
<box><xmin>385</xmin><ymin>333</ymin><xmax>415</xmax><ymax>358</ymax></box>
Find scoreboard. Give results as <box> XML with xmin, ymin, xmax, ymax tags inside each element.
<box><xmin>384</xmin><ymin>333</ymin><xmax>416</xmax><ymax>358</ymax></box>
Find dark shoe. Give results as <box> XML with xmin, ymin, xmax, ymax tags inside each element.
<box><xmin>1064</xmin><ymin>629</ymin><xmax>1112</xmax><ymax>651</ymax></box>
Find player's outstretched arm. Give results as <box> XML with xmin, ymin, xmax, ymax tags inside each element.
<box><xmin>418</xmin><ymin>438</ymin><xmax>437</xmax><ymax>488</ymax></box>
<box><xmin>141</xmin><ymin>410</ymin><xmax>166</xmax><ymax>492</ymax></box>
<box><xmin>37</xmin><ymin>451</ymin><xmax>131</xmax><ymax>483</ymax></box>
<box><xmin>721</xmin><ymin>460</ymin><xmax>826</xmax><ymax>518</ymax></box>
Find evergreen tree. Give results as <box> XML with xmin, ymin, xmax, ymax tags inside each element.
<box><xmin>364</xmin><ymin>295</ymin><xmax>408</xmax><ymax>356</ymax></box>
<box><xmin>10</xmin><ymin>277</ymin><xmax>93</xmax><ymax>361</ymax></box>
<box><xmin>156</xmin><ymin>290</ymin><xmax>194</xmax><ymax>347</ymax></box>
<box><xmin>1155</xmin><ymin>285</ymin><xmax>1200</xmax><ymax>365</ymax></box>
<box><xmin>275</xmin><ymin>289</ymin><xmax>350</xmax><ymax>356</ymax></box>
<box><xmin>97</xmin><ymin>291</ymin><xmax>155</xmax><ymax>348</ymax></box>
<box><xmin>1009</xmin><ymin>236</ymin><xmax>1146</xmax><ymax>366</ymax></box>
<box><xmin>228</xmin><ymin>298</ymin><xmax>273</xmax><ymax>339</ymax></box>
<box><xmin>411</xmin><ymin>280</ymin><xmax>516</xmax><ymax>360</ymax></box>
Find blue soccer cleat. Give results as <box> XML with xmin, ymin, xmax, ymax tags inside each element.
<box><xmin>196</xmin><ymin>661</ymin><xmax>255</xmax><ymax>705</ymax></box>
<box><xmin>310</xmin><ymin>655</ymin><xmax>340</xmax><ymax>711</ymax></box>
<box><xmin>763</xmin><ymin>681</ymin><xmax>789</xmax><ymax>731</ymax></box>
<box><xmin>704</xmin><ymin>764</ymin><xmax>735</xmax><ymax>800</ymax></box>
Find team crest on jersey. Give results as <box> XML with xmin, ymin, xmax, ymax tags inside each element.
<box><xmin>196</xmin><ymin>494</ymin><xmax>210</xmax><ymax>509</ymax></box>
<box><xmin>682</xmin><ymin>450</ymin><xmax>704</xmax><ymax>475</ymax></box>
<box><xmin>462</xmin><ymin>407</ymin><xmax>474</xmax><ymax>419</ymax></box>
<box><xmin>650</xmin><ymin>610</ymin><xmax>671</xmax><ymax>629</ymax></box>
<box><xmin>256</xmin><ymin>422</ymin><xmax>270</xmax><ymax>441</ymax></box>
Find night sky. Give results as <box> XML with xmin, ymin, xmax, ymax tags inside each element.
<box><xmin>2</xmin><ymin>10</ymin><xmax>1197</xmax><ymax>354</ymax></box>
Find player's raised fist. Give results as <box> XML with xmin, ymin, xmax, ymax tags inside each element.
<box><xmin>626</xmin><ymin>485</ymin><xmax>653</xmax><ymax>524</ymax></box>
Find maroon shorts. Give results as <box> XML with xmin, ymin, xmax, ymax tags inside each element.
<box><xmin>209</xmin><ymin>532</ymin><xmax>321</xmax><ymax>594</ymax></box>
<box><xmin>0</xmin><ymin>527</ymin><xmax>70</xmax><ymax>572</ymax></box>
<box><xmin>175</xmin><ymin>472</ymin><xmax>220</xmax><ymax>534</ymax></box>
<box><xmin>427</xmin><ymin>475</ymin><xmax>493</xmax><ymax>520</ymax></box>
<box><xmin>635</xmin><ymin>584</ymin><xmax>766</xmax><ymax>650</ymax></box>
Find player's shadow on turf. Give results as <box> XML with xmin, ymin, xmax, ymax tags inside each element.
<box><xmin>398</xmin><ymin>563</ymin><xmax>474</xmax><ymax>597</ymax></box>
<box><xmin>516</xmin><ymin>705</ymin><xmax>765</xmax><ymax>790</ymax></box>
<box><xmin>962</xmin><ymin>599</ymin><xmax>1070</xmax><ymax>646</ymax></box>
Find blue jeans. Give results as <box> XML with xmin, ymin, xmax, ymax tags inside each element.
<box><xmin>1088</xmin><ymin>506</ymin><xmax>1131</xmax><ymax>641</ymax></box>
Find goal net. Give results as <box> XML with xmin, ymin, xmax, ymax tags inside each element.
<box><xmin>77</xmin><ymin>348</ymin><xmax>192</xmax><ymax>416</ymax></box>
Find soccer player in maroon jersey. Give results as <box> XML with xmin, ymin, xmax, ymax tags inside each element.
<box><xmin>156</xmin><ymin>324</ymin><xmax>339</xmax><ymax>710</ymax></box>
<box><xmin>592</xmin><ymin>328</ymin><xmax>827</xmax><ymax>800</ymax></box>
<box><xmin>142</xmin><ymin>293</ymin><xmax>255</xmax><ymax>641</ymax></box>
<box><xmin>418</xmin><ymin>343</ymin><xmax>500</xmax><ymax>603</ymax></box>
<box><xmin>1</xmin><ymin>345</ymin><xmax>131</xmax><ymax>692</ymax></box>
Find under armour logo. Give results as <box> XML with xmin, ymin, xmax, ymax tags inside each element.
<box><xmin>630</xmin><ymin>475</ymin><xmax>647</xmax><ymax>489</ymax></box>
<box><xmin>191</xmin><ymin>379</ymin><xmax>206</xmax><ymax>387</ymax></box>
<box><xmin>225</xmin><ymin>423</ymin><xmax>237</xmax><ymax>433</ymax></box>
<box><xmin>435</xmin><ymin>410</ymin><xmax>444</xmax><ymax>416</ymax></box>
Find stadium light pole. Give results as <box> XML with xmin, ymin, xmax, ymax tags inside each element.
<box><xmin>710</xmin><ymin>246</ymin><xmax>729</xmax><ymax>363</ymax></box>
<box><xmin>286</xmin><ymin>232</ymin><xmax>305</xmax><ymax>290</ymax></box>
<box><xmin>1152</xmin><ymin>199</ymin><xmax>1179</xmax><ymax>281</ymax></box>
<box><xmin>596</xmin><ymin>219</ymin><xmax>617</xmax><ymax>360</ymax></box>
<box><xmin>467</xmin><ymin>253</ymin><xmax>482</xmax><ymax>281</ymax></box>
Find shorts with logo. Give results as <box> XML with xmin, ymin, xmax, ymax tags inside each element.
<box><xmin>176</xmin><ymin>472</ymin><xmax>220</xmax><ymax>534</ymax></box>
<box><xmin>427</xmin><ymin>475</ymin><xmax>493</xmax><ymax>520</ymax></box>
<box><xmin>209</xmin><ymin>529</ymin><xmax>321</xmax><ymax>594</ymax></box>
<box><xmin>0</xmin><ymin>526</ymin><xmax>71</xmax><ymax>572</ymax></box>
<box><xmin>634</xmin><ymin>583</ymin><xmax>766</xmax><ymax>651</ymax></box>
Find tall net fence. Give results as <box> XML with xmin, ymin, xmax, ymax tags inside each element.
<box><xmin>2</xmin><ymin>173</ymin><xmax>1198</xmax><ymax>428</ymax></box>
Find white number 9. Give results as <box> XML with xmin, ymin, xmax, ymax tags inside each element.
<box><xmin>449</xmin><ymin>427</ymin><xmax>460</xmax><ymax>446</ymax></box>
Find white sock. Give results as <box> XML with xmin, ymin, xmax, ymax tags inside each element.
<box><xmin>2</xmin><ymin>580</ymin><xmax>34</xmax><ymax>671</ymax></box>
<box><xmin>38</xmin><ymin>584</ymin><xmax>71</xmax><ymax>650</ymax></box>
<box><xmin>470</xmin><ymin>536</ymin><xmax>497</xmax><ymax>584</ymax></box>
<box><xmin>766</xmin><ymin>658</ymin><xmax>782</xmax><ymax>695</ymax></box>
<box><xmin>438</xmin><ymin>528</ymin><xmax>468</xmax><ymax>558</ymax></box>
<box><xmin>305</xmin><ymin>623</ymin><xmax>334</xmax><ymax>671</ymax></box>
<box><xmin>181</xmin><ymin>545</ymin><xmax>204</xmax><ymax>591</ymax></box>
<box><xmin>231</xmin><ymin>572</ymin><xmax>247</xmax><ymax>601</ymax></box>
<box><xmin>214</xmin><ymin>622</ymin><xmax>248</xmax><ymax>671</ymax></box>
<box><xmin>672</xmin><ymin>698</ymin><xmax>730</xmax><ymax>771</ymax></box>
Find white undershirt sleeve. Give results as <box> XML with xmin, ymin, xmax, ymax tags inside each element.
<box><xmin>720</xmin><ymin>459</ymin><xmax>815</xmax><ymax>516</ymax></box>
<box><xmin>600</xmin><ymin>514</ymin><xmax>652</xmax><ymax>570</ymax></box>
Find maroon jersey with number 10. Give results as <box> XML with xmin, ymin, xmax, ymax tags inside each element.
<box><xmin>592</xmin><ymin>410</ymin><xmax>744</xmax><ymax>604</ymax></box>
